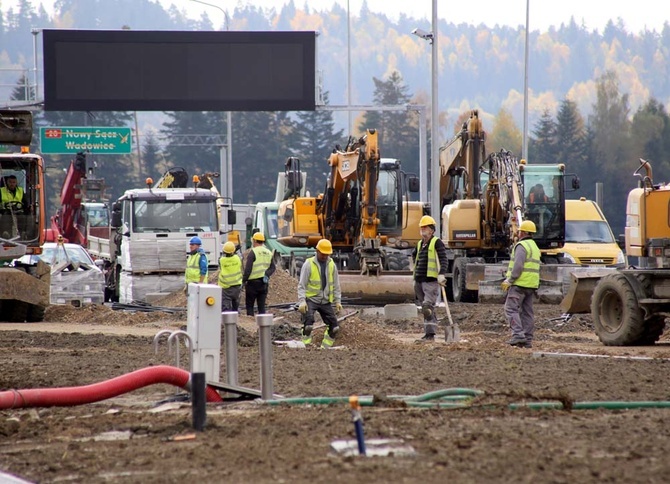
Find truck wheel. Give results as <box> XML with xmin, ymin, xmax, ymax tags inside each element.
<box><xmin>290</xmin><ymin>255</ymin><xmax>305</xmax><ymax>278</ymax></box>
<box><xmin>591</xmin><ymin>273</ymin><xmax>645</xmax><ymax>346</ymax></box>
<box><xmin>385</xmin><ymin>252</ymin><xmax>409</xmax><ymax>271</ymax></box>
<box><xmin>452</xmin><ymin>258</ymin><xmax>477</xmax><ymax>303</ymax></box>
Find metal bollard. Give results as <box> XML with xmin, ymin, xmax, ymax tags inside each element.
<box><xmin>191</xmin><ymin>372</ymin><xmax>206</xmax><ymax>431</ymax></box>
<box><xmin>222</xmin><ymin>311</ymin><xmax>239</xmax><ymax>386</ymax></box>
<box><xmin>256</xmin><ymin>313</ymin><xmax>274</xmax><ymax>400</ymax></box>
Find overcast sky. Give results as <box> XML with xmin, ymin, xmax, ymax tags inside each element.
<box><xmin>2</xmin><ymin>0</ymin><xmax>667</xmax><ymax>34</ymax></box>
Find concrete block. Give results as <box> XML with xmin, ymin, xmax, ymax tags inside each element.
<box><xmin>384</xmin><ymin>303</ymin><xmax>419</xmax><ymax>320</ymax></box>
<box><xmin>359</xmin><ymin>307</ymin><xmax>385</xmax><ymax>318</ymax></box>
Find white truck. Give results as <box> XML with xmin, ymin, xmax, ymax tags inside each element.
<box><xmin>89</xmin><ymin>185</ymin><xmax>222</xmax><ymax>303</ymax></box>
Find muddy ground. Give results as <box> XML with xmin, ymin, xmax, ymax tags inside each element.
<box><xmin>1</xmin><ymin>271</ymin><xmax>670</xmax><ymax>483</ymax></box>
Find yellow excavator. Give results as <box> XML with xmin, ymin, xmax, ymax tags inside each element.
<box><xmin>277</xmin><ymin>129</ymin><xmax>420</xmax><ymax>303</ymax></box>
<box><xmin>438</xmin><ymin>110</ymin><xmax>579</xmax><ymax>303</ymax></box>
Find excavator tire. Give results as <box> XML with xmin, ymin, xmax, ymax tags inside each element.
<box><xmin>591</xmin><ymin>273</ymin><xmax>646</xmax><ymax>346</ymax></box>
<box><xmin>452</xmin><ymin>258</ymin><xmax>477</xmax><ymax>303</ymax></box>
<box><xmin>385</xmin><ymin>252</ymin><xmax>410</xmax><ymax>271</ymax></box>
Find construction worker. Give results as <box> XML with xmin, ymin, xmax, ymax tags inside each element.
<box><xmin>412</xmin><ymin>215</ymin><xmax>449</xmax><ymax>342</ymax></box>
<box><xmin>185</xmin><ymin>236</ymin><xmax>208</xmax><ymax>291</ymax></box>
<box><xmin>297</xmin><ymin>238</ymin><xmax>342</xmax><ymax>348</ymax></box>
<box><xmin>218</xmin><ymin>241</ymin><xmax>242</xmax><ymax>312</ymax></box>
<box><xmin>243</xmin><ymin>232</ymin><xmax>275</xmax><ymax>316</ymax></box>
<box><xmin>0</xmin><ymin>175</ymin><xmax>28</xmax><ymax>212</ymax></box>
<box><xmin>501</xmin><ymin>220</ymin><xmax>541</xmax><ymax>348</ymax></box>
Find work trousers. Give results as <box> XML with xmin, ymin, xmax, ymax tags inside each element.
<box><xmin>221</xmin><ymin>285</ymin><xmax>241</xmax><ymax>312</ymax></box>
<box><xmin>245</xmin><ymin>279</ymin><xmax>268</xmax><ymax>316</ymax></box>
<box><xmin>302</xmin><ymin>299</ymin><xmax>339</xmax><ymax>334</ymax></box>
<box><xmin>414</xmin><ymin>280</ymin><xmax>439</xmax><ymax>336</ymax></box>
<box><xmin>504</xmin><ymin>285</ymin><xmax>536</xmax><ymax>341</ymax></box>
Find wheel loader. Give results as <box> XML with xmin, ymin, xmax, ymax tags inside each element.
<box><xmin>276</xmin><ymin>129</ymin><xmax>420</xmax><ymax>303</ymax></box>
<box><xmin>0</xmin><ymin>110</ymin><xmax>50</xmax><ymax>321</ymax></box>
<box><xmin>561</xmin><ymin>159</ymin><xmax>670</xmax><ymax>345</ymax></box>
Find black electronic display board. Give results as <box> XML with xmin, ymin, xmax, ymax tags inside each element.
<box><xmin>43</xmin><ymin>29</ymin><xmax>316</xmax><ymax>111</ymax></box>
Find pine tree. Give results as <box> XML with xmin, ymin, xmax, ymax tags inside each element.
<box><xmin>555</xmin><ymin>99</ymin><xmax>588</xmax><ymax>182</ymax></box>
<box><xmin>529</xmin><ymin>109</ymin><xmax>557</xmax><ymax>164</ymax></box>
<box><xmin>141</xmin><ymin>129</ymin><xmax>163</xmax><ymax>177</ymax></box>
<box><xmin>631</xmin><ymin>98</ymin><xmax>670</xmax><ymax>180</ymax></box>
<box><xmin>10</xmin><ymin>73</ymin><xmax>33</xmax><ymax>103</ymax></box>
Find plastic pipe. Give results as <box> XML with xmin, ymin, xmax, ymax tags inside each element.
<box><xmin>0</xmin><ymin>365</ymin><xmax>222</xmax><ymax>409</ymax></box>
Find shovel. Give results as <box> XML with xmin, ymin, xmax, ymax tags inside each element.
<box><xmin>440</xmin><ymin>285</ymin><xmax>460</xmax><ymax>343</ymax></box>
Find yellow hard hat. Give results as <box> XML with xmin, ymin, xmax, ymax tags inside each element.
<box><xmin>316</xmin><ymin>238</ymin><xmax>333</xmax><ymax>255</ymax></box>
<box><xmin>252</xmin><ymin>232</ymin><xmax>265</xmax><ymax>242</ymax></box>
<box><xmin>419</xmin><ymin>215</ymin><xmax>436</xmax><ymax>227</ymax></box>
<box><xmin>519</xmin><ymin>220</ymin><xmax>537</xmax><ymax>233</ymax></box>
<box><xmin>223</xmin><ymin>241</ymin><xmax>236</xmax><ymax>254</ymax></box>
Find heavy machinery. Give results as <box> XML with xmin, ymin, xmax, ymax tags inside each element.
<box><xmin>561</xmin><ymin>159</ymin><xmax>670</xmax><ymax>345</ymax></box>
<box><xmin>251</xmin><ymin>157</ymin><xmax>314</xmax><ymax>276</ymax></box>
<box><xmin>277</xmin><ymin>129</ymin><xmax>420</xmax><ymax>302</ymax></box>
<box><xmin>0</xmin><ymin>110</ymin><xmax>50</xmax><ymax>321</ymax></box>
<box><xmin>46</xmin><ymin>151</ymin><xmax>110</xmax><ymax>246</ymax></box>
<box><xmin>88</xmin><ymin>167</ymin><xmax>227</xmax><ymax>303</ymax></box>
<box><xmin>438</xmin><ymin>110</ymin><xmax>578</xmax><ymax>302</ymax></box>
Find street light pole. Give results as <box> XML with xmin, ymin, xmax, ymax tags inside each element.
<box><xmin>430</xmin><ymin>0</ymin><xmax>440</xmax><ymax>237</ymax></box>
<box><xmin>190</xmin><ymin>0</ymin><xmax>233</xmax><ymax>202</ymax></box>
<box><xmin>522</xmin><ymin>0</ymin><xmax>530</xmax><ymax>161</ymax></box>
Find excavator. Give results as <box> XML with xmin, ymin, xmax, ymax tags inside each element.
<box><xmin>438</xmin><ymin>110</ymin><xmax>578</xmax><ymax>303</ymax></box>
<box><xmin>277</xmin><ymin>129</ymin><xmax>420</xmax><ymax>303</ymax></box>
<box><xmin>0</xmin><ymin>110</ymin><xmax>50</xmax><ymax>321</ymax></box>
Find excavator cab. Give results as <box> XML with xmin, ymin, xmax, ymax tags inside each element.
<box><xmin>520</xmin><ymin>165</ymin><xmax>568</xmax><ymax>250</ymax></box>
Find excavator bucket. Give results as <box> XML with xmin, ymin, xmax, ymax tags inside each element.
<box><xmin>339</xmin><ymin>271</ymin><xmax>415</xmax><ymax>305</ymax></box>
<box><xmin>560</xmin><ymin>268</ymin><xmax>617</xmax><ymax>314</ymax></box>
<box><xmin>0</xmin><ymin>262</ymin><xmax>50</xmax><ymax>321</ymax></box>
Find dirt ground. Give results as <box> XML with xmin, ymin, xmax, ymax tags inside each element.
<box><xmin>2</xmin><ymin>270</ymin><xmax>670</xmax><ymax>483</ymax></box>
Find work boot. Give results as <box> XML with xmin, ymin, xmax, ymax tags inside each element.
<box><xmin>416</xmin><ymin>333</ymin><xmax>435</xmax><ymax>343</ymax></box>
<box><xmin>301</xmin><ymin>325</ymin><xmax>313</xmax><ymax>345</ymax></box>
<box><xmin>507</xmin><ymin>335</ymin><xmax>528</xmax><ymax>347</ymax></box>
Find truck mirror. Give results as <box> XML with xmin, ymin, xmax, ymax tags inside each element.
<box><xmin>244</xmin><ymin>217</ymin><xmax>253</xmax><ymax>227</ymax></box>
<box><xmin>227</xmin><ymin>209</ymin><xmax>237</xmax><ymax>225</ymax></box>
<box><xmin>408</xmin><ymin>177</ymin><xmax>420</xmax><ymax>193</ymax></box>
<box><xmin>112</xmin><ymin>201</ymin><xmax>122</xmax><ymax>213</ymax></box>
<box><xmin>572</xmin><ymin>177</ymin><xmax>580</xmax><ymax>190</ymax></box>
<box><xmin>110</xmin><ymin>211</ymin><xmax>122</xmax><ymax>228</ymax></box>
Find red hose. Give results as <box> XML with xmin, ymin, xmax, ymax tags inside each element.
<box><xmin>0</xmin><ymin>365</ymin><xmax>222</xmax><ymax>409</ymax></box>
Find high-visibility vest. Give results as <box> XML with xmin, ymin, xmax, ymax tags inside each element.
<box><xmin>506</xmin><ymin>238</ymin><xmax>541</xmax><ymax>288</ymax></box>
<box><xmin>218</xmin><ymin>255</ymin><xmax>242</xmax><ymax>288</ymax></box>
<box><xmin>249</xmin><ymin>245</ymin><xmax>272</xmax><ymax>280</ymax></box>
<box><xmin>305</xmin><ymin>257</ymin><xmax>335</xmax><ymax>303</ymax></box>
<box><xmin>0</xmin><ymin>186</ymin><xmax>23</xmax><ymax>208</ymax></box>
<box><xmin>414</xmin><ymin>237</ymin><xmax>439</xmax><ymax>278</ymax></box>
<box><xmin>185</xmin><ymin>251</ymin><xmax>208</xmax><ymax>284</ymax></box>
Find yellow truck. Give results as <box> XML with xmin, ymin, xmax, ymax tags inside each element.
<box><xmin>548</xmin><ymin>198</ymin><xmax>625</xmax><ymax>267</ymax></box>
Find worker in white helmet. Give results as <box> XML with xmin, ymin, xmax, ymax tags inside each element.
<box><xmin>297</xmin><ymin>238</ymin><xmax>342</xmax><ymax>349</ymax></box>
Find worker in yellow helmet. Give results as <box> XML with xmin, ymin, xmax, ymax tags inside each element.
<box><xmin>412</xmin><ymin>215</ymin><xmax>449</xmax><ymax>342</ymax></box>
<box><xmin>218</xmin><ymin>241</ymin><xmax>242</xmax><ymax>312</ymax></box>
<box><xmin>297</xmin><ymin>238</ymin><xmax>342</xmax><ymax>348</ymax></box>
<box><xmin>501</xmin><ymin>220</ymin><xmax>540</xmax><ymax>348</ymax></box>
<box><xmin>243</xmin><ymin>231</ymin><xmax>276</xmax><ymax>316</ymax></box>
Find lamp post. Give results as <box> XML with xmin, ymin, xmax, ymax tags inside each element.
<box><xmin>522</xmin><ymin>0</ymin><xmax>530</xmax><ymax>161</ymax></box>
<box><xmin>190</xmin><ymin>0</ymin><xmax>233</xmax><ymax>202</ymax></box>
<box><xmin>412</xmin><ymin>0</ymin><xmax>439</xmax><ymax>234</ymax></box>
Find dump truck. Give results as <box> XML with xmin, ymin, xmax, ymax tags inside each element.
<box><xmin>438</xmin><ymin>110</ymin><xmax>580</xmax><ymax>303</ymax></box>
<box><xmin>561</xmin><ymin>159</ymin><xmax>670</xmax><ymax>345</ymax></box>
<box><xmin>88</xmin><ymin>170</ymin><xmax>225</xmax><ymax>303</ymax></box>
<box><xmin>276</xmin><ymin>131</ymin><xmax>420</xmax><ymax>303</ymax></box>
<box><xmin>0</xmin><ymin>110</ymin><xmax>50</xmax><ymax>321</ymax></box>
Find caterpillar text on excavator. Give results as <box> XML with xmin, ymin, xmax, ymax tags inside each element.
<box><xmin>437</xmin><ymin>110</ymin><xmax>580</xmax><ymax>303</ymax></box>
<box><xmin>0</xmin><ymin>110</ymin><xmax>50</xmax><ymax>321</ymax></box>
<box><xmin>276</xmin><ymin>129</ymin><xmax>421</xmax><ymax>303</ymax></box>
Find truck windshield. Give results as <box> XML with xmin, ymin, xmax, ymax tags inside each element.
<box><xmin>133</xmin><ymin>199</ymin><xmax>217</xmax><ymax>233</ymax></box>
<box><xmin>566</xmin><ymin>221</ymin><xmax>616</xmax><ymax>243</ymax></box>
<box><xmin>267</xmin><ymin>209</ymin><xmax>279</xmax><ymax>239</ymax></box>
<box><xmin>523</xmin><ymin>172</ymin><xmax>564</xmax><ymax>244</ymax></box>
<box><xmin>377</xmin><ymin>169</ymin><xmax>400</xmax><ymax>233</ymax></box>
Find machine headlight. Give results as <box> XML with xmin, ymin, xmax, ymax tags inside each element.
<box><xmin>616</xmin><ymin>251</ymin><xmax>626</xmax><ymax>265</ymax></box>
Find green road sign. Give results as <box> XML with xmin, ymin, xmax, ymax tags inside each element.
<box><xmin>40</xmin><ymin>127</ymin><xmax>132</xmax><ymax>154</ymax></box>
